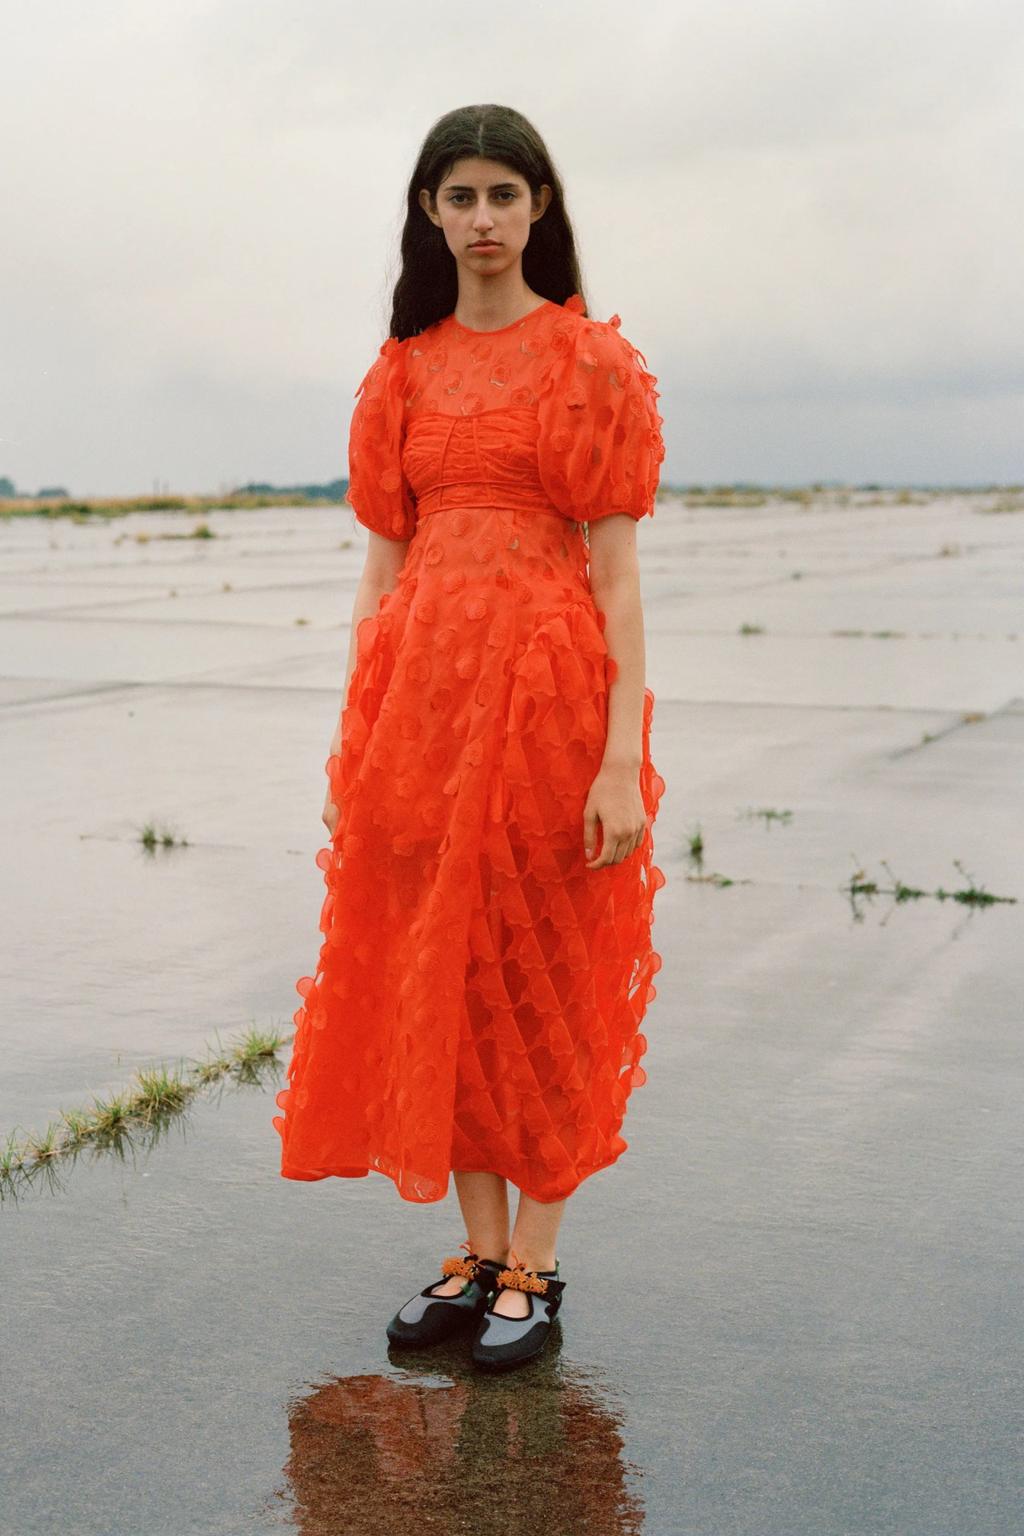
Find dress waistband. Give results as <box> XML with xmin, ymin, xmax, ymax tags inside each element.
<box><xmin>414</xmin><ymin>482</ymin><xmax>571</xmax><ymax>523</ymax></box>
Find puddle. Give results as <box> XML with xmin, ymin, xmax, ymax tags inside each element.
<box><xmin>2</xmin><ymin>497</ymin><xmax>1022</xmax><ymax>1532</ymax></box>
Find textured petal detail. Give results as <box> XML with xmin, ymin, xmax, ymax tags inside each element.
<box><xmin>536</xmin><ymin>316</ymin><xmax>665</xmax><ymax>523</ymax></box>
<box><xmin>346</xmin><ymin>337</ymin><xmax>417</xmax><ymax>541</ymax></box>
<box><xmin>274</xmin><ymin>299</ymin><xmax>668</xmax><ymax>1205</ymax></box>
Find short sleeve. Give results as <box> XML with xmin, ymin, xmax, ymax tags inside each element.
<box><xmin>537</xmin><ymin>315</ymin><xmax>666</xmax><ymax>523</ymax></box>
<box><xmin>345</xmin><ymin>336</ymin><xmax>416</xmax><ymax>541</ymax></box>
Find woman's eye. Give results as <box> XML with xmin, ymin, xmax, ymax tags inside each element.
<box><xmin>448</xmin><ymin>191</ymin><xmax>517</xmax><ymax>204</ymax></box>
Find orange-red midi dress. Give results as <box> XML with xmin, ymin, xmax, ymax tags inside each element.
<box><xmin>273</xmin><ymin>292</ymin><xmax>668</xmax><ymax>1203</ymax></box>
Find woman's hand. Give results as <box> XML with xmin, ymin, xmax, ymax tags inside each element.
<box><xmin>322</xmin><ymin>782</ymin><xmax>340</xmax><ymax>839</ymax></box>
<box><xmin>583</xmin><ymin>759</ymin><xmax>646</xmax><ymax>869</ymax></box>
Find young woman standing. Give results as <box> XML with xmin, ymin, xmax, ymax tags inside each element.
<box><xmin>273</xmin><ymin>104</ymin><xmax>667</xmax><ymax>1371</ymax></box>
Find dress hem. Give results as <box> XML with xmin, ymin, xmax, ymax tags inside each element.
<box><xmin>279</xmin><ymin>1145</ymin><xmax>629</xmax><ymax>1205</ymax></box>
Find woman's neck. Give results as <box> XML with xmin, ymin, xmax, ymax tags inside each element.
<box><xmin>452</xmin><ymin>275</ymin><xmax>546</xmax><ymax>334</ymax></box>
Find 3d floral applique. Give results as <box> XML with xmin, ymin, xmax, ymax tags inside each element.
<box><xmin>440</xmin><ymin>1252</ymin><xmax>479</xmax><ymax>1280</ymax></box>
<box><xmin>496</xmin><ymin>1252</ymin><xmax>551</xmax><ymax>1294</ymax></box>
<box><xmin>346</xmin><ymin>334</ymin><xmax>418</xmax><ymax>540</ymax></box>
<box><xmin>276</xmin><ymin>292</ymin><xmax>668</xmax><ymax>1204</ymax></box>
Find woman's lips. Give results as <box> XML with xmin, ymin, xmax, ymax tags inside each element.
<box><xmin>470</xmin><ymin>242</ymin><xmax>500</xmax><ymax>250</ymax></box>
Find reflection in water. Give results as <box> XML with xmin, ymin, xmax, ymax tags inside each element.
<box><xmin>275</xmin><ymin>1329</ymin><xmax>644</xmax><ymax>1533</ymax></box>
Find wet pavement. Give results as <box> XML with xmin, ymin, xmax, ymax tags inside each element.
<box><xmin>1</xmin><ymin>491</ymin><xmax>1022</xmax><ymax>1534</ymax></box>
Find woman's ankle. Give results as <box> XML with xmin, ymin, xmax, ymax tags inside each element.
<box><xmin>505</xmin><ymin>1249</ymin><xmax>557</xmax><ymax>1273</ymax></box>
<box><xmin>469</xmin><ymin>1240</ymin><xmax>510</xmax><ymax>1266</ymax></box>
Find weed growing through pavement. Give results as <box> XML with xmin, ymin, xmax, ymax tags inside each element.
<box><xmin>124</xmin><ymin>522</ymin><xmax>216</xmax><ymax>544</ymax></box>
<box><xmin>682</xmin><ymin>821</ymin><xmax>747</xmax><ymax>889</ymax></box>
<box><xmin>137</xmin><ymin>819</ymin><xmax>190</xmax><ymax>851</ymax></box>
<box><xmin>934</xmin><ymin>859</ymin><xmax>1015</xmax><ymax>907</ymax></box>
<box><xmin>686</xmin><ymin>823</ymin><xmax>704</xmax><ymax>868</ymax></box>
<box><xmin>0</xmin><ymin>1026</ymin><xmax>291</xmax><ymax>1200</ymax></box>
<box><xmin>739</xmin><ymin>807</ymin><xmax>793</xmax><ymax>827</ymax></box>
<box><xmin>897</xmin><ymin>710</ymin><xmax>988</xmax><ymax>754</ymax></box>
<box><xmin>843</xmin><ymin>856</ymin><xmax>1015</xmax><ymax>918</ymax></box>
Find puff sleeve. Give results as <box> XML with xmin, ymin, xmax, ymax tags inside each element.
<box><xmin>344</xmin><ymin>336</ymin><xmax>417</xmax><ymax>541</ymax></box>
<box><xmin>537</xmin><ymin>314</ymin><xmax>666</xmax><ymax>523</ymax></box>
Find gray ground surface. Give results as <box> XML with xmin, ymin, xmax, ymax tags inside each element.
<box><xmin>1</xmin><ymin>491</ymin><xmax>1021</xmax><ymax>1535</ymax></box>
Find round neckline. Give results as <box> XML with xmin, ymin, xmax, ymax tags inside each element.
<box><xmin>445</xmin><ymin>298</ymin><xmax>557</xmax><ymax>337</ymax></box>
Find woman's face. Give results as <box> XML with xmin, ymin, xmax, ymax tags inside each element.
<box><xmin>419</xmin><ymin>156</ymin><xmax>551</xmax><ymax>279</ymax></box>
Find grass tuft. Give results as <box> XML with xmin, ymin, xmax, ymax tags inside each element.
<box><xmin>937</xmin><ymin>859</ymin><xmax>1012</xmax><ymax>907</ymax></box>
<box><xmin>137</xmin><ymin>819</ymin><xmax>190</xmax><ymax>850</ymax></box>
<box><xmin>843</xmin><ymin>856</ymin><xmax>1015</xmax><ymax>914</ymax></box>
<box><xmin>0</xmin><ymin>1024</ymin><xmax>293</xmax><ymax>1195</ymax></box>
<box><xmin>739</xmin><ymin>806</ymin><xmax>793</xmax><ymax>827</ymax></box>
<box><xmin>685</xmin><ymin>823</ymin><xmax>704</xmax><ymax>866</ymax></box>
<box><xmin>879</xmin><ymin>860</ymin><xmax>928</xmax><ymax>902</ymax></box>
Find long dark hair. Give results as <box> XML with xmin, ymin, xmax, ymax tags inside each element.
<box><xmin>388</xmin><ymin>105</ymin><xmax>587</xmax><ymax>340</ymax></box>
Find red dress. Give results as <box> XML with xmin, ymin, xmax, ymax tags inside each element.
<box><xmin>273</xmin><ymin>292</ymin><xmax>668</xmax><ymax>1203</ymax></box>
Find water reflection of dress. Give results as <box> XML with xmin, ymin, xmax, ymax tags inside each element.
<box><xmin>280</xmin><ymin>1363</ymin><xmax>645</xmax><ymax>1534</ymax></box>
<box><xmin>273</xmin><ymin>293</ymin><xmax>668</xmax><ymax>1204</ymax></box>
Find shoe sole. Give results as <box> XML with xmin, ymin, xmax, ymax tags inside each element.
<box><xmin>386</xmin><ymin>1315</ymin><xmax>479</xmax><ymax>1348</ymax></box>
<box><xmin>472</xmin><ymin>1344</ymin><xmax>548</xmax><ymax>1371</ymax></box>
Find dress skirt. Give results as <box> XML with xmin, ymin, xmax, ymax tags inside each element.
<box><xmin>273</xmin><ymin>499</ymin><xmax>666</xmax><ymax>1203</ymax></box>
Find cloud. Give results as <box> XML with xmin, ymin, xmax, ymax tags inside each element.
<box><xmin>1</xmin><ymin>0</ymin><xmax>1020</xmax><ymax>491</ymax></box>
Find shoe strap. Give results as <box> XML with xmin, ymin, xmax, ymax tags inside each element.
<box><xmin>439</xmin><ymin>1239</ymin><xmax>506</xmax><ymax>1286</ymax></box>
<box><xmin>495</xmin><ymin>1249</ymin><xmax>560</xmax><ymax>1295</ymax></box>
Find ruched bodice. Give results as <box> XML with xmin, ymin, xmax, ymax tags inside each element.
<box><xmin>273</xmin><ymin>292</ymin><xmax>668</xmax><ymax>1205</ymax></box>
<box><xmin>403</xmin><ymin>409</ymin><xmax>556</xmax><ymax>520</ymax></box>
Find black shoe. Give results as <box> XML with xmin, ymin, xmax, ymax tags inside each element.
<box><xmin>385</xmin><ymin>1242</ymin><xmax>505</xmax><ymax>1349</ymax></box>
<box><xmin>471</xmin><ymin>1255</ymin><xmax>566</xmax><ymax>1371</ymax></box>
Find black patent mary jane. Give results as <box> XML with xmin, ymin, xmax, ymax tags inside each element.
<box><xmin>471</xmin><ymin>1253</ymin><xmax>566</xmax><ymax>1372</ymax></box>
<box><xmin>386</xmin><ymin>1240</ymin><xmax>504</xmax><ymax>1349</ymax></box>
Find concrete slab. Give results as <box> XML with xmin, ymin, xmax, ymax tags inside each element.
<box><xmin>1</xmin><ymin>875</ymin><xmax>1019</xmax><ymax>1535</ymax></box>
<box><xmin>1</xmin><ymin>492</ymin><xmax>1021</xmax><ymax>1535</ymax></box>
<box><xmin>51</xmin><ymin>580</ymin><xmax>364</xmax><ymax>630</ymax></box>
<box><xmin>0</xmin><ymin>614</ymin><xmax>332</xmax><ymax>684</ymax></box>
<box><xmin>646</xmin><ymin>632</ymin><xmax>1021</xmax><ymax>711</ymax></box>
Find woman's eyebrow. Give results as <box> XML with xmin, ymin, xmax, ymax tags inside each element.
<box><xmin>443</xmin><ymin>181</ymin><xmax>519</xmax><ymax>192</ymax></box>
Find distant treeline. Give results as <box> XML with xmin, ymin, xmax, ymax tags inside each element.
<box><xmin>233</xmin><ymin>478</ymin><xmax>348</xmax><ymax>500</ymax></box>
<box><xmin>2</xmin><ymin>478</ymin><xmax>1021</xmax><ymax>522</ymax></box>
<box><xmin>0</xmin><ymin>474</ymin><xmax>350</xmax><ymax>506</ymax></box>
<box><xmin>0</xmin><ymin>476</ymin><xmax>71</xmax><ymax>499</ymax></box>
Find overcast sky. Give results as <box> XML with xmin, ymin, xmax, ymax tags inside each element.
<box><xmin>1</xmin><ymin>0</ymin><xmax>1021</xmax><ymax>495</ymax></box>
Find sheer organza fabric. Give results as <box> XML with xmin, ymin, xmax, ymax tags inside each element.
<box><xmin>274</xmin><ymin>293</ymin><xmax>667</xmax><ymax>1203</ymax></box>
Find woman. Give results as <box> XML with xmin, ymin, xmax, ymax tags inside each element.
<box><xmin>273</xmin><ymin>103</ymin><xmax>667</xmax><ymax>1371</ymax></box>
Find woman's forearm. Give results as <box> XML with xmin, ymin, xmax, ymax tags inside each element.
<box><xmin>591</xmin><ymin>571</ymin><xmax>646</xmax><ymax>768</ymax></box>
<box><xmin>327</xmin><ymin>574</ymin><xmax>397</xmax><ymax>756</ymax></box>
